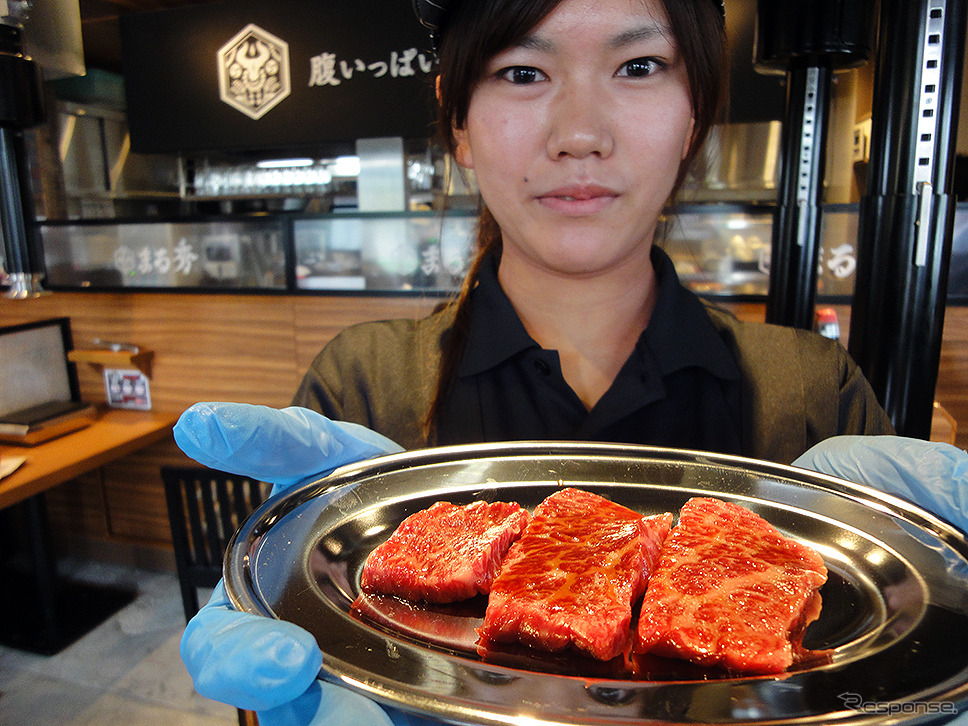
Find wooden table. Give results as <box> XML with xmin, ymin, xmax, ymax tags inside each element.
<box><xmin>0</xmin><ymin>408</ymin><xmax>178</xmax><ymax>654</ymax></box>
<box><xmin>0</xmin><ymin>408</ymin><xmax>178</xmax><ymax>509</ymax></box>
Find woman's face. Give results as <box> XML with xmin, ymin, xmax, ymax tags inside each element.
<box><xmin>453</xmin><ymin>0</ymin><xmax>695</xmax><ymax>279</ymax></box>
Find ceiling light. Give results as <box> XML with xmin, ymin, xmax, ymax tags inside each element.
<box><xmin>256</xmin><ymin>158</ymin><xmax>314</xmax><ymax>169</ymax></box>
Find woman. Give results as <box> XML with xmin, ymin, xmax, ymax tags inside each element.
<box><xmin>175</xmin><ymin>1</ymin><xmax>914</xmax><ymax>724</ymax></box>
<box><xmin>290</xmin><ymin>0</ymin><xmax>892</xmax><ymax>463</ymax></box>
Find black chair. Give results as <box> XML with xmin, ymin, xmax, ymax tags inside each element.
<box><xmin>162</xmin><ymin>466</ymin><xmax>270</xmax><ymax>726</ymax></box>
<box><xmin>161</xmin><ymin>466</ymin><xmax>271</xmax><ymax>622</ymax></box>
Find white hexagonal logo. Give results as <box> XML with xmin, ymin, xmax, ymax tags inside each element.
<box><xmin>217</xmin><ymin>23</ymin><xmax>291</xmax><ymax>120</ymax></box>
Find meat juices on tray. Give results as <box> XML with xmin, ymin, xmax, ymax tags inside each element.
<box><xmin>478</xmin><ymin>488</ymin><xmax>673</xmax><ymax>662</ymax></box>
<box><xmin>636</xmin><ymin>496</ymin><xmax>828</xmax><ymax>674</ymax></box>
<box><xmin>360</xmin><ymin>500</ymin><xmax>529</xmax><ymax>603</ymax></box>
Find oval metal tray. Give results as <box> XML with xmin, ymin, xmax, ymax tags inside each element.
<box><xmin>224</xmin><ymin>442</ymin><xmax>968</xmax><ymax>725</ymax></box>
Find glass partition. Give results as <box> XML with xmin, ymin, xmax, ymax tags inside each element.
<box><xmin>293</xmin><ymin>211</ymin><xmax>475</xmax><ymax>293</ymax></box>
<box><xmin>40</xmin><ymin>218</ymin><xmax>288</xmax><ymax>290</ymax></box>
<box><xmin>659</xmin><ymin>206</ymin><xmax>774</xmax><ymax>297</ymax></box>
<box><xmin>29</xmin><ymin>204</ymin><xmax>968</xmax><ymax>301</ymax></box>
<box><xmin>660</xmin><ymin>204</ymin><xmax>862</xmax><ymax>301</ymax></box>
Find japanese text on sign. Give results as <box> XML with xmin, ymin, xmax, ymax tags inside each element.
<box><xmin>308</xmin><ymin>48</ymin><xmax>433</xmax><ymax>86</ymax></box>
<box><xmin>420</xmin><ymin>244</ymin><xmax>467</xmax><ymax>278</ymax></box>
<box><xmin>113</xmin><ymin>238</ymin><xmax>200</xmax><ymax>278</ymax></box>
<box><xmin>757</xmin><ymin>244</ymin><xmax>857</xmax><ymax>280</ymax></box>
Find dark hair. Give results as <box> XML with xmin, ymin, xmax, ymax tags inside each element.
<box><xmin>423</xmin><ymin>0</ymin><xmax>729</xmax><ymax>441</ymax></box>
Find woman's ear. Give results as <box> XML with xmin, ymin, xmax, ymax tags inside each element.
<box><xmin>453</xmin><ymin>125</ymin><xmax>474</xmax><ymax>169</ymax></box>
<box><xmin>438</xmin><ymin>74</ymin><xmax>474</xmax><ymax>168</ymax></box>
<box><xmin>681</xmin><ymin>115</ymin><xmax>696</xmax><ymax>161</ymax></box>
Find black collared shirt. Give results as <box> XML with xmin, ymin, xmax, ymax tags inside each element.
<box><xmin>436</xmin><ymin>247</ymin><xmax>744</xmax><ymax>453</ymax></box>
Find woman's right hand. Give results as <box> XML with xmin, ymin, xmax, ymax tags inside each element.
<box><xmin>173</xmin><ymin>402</ymin><xmax>403</xmax><ymax>495</ymax></box>
<box><xmin>172</xmin><ymin>402</ymin><xmax>417</xmax><ymax>725</ymax></box>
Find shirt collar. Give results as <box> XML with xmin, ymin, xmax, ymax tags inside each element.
<box><xmin>458</xmin><ymin>247</ymin><xmax>740</xmax><ymax>381</ymax></box>
<box><xmin>459</xmin><ymin>253</ymin><xmax>537</xmax><ymax>376</ymax></box>
<box><xmin>643</xmin><ymin>246</ymin><xmax>740</xmax><ymax>381</ymax></box>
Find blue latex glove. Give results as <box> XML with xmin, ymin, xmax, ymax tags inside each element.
<box><xmin>795</xmin><ymin>435</ymin><xmax>968</xmax><ymax>725</ymax></box>
<box><xmin>173</xmin><ymin>402</ymin><xmax>440</xmax><ymax>726</ymax></box>
<box><xmin>794</xmin><ymin>435</ymin><xmax>968</xmax><ymax>536</ymax></box>
<box><xmin>185</xmin><ymin>583</ymin><xmax>431</xmax><ymax>726</ymax></box>
<box><xmin>173</xmin><ymin>402</ymin><xmax>403</xmax><ymax>494</ymax></box>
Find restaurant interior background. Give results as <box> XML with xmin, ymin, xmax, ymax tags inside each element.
<box><xmin>0</xmin><ymin>0</ymin><xmax>967</xmax><ymax>568</ymax></box>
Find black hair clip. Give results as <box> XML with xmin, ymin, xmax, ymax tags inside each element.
<box><xmin>413</xmin><ymin>0</ymin><xmax>446</xmax><ymax>32</ymax></box>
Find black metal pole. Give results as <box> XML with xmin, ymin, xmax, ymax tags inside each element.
<box><xmin>765</xmin><ymin>61</ymin><xmax>831</xmax><ymax>329</ymax></box>
<box><xmin>0</xmin><ymin>125</ymin><xmax>43</xmax><ymax>274</ymax></box>
<box><xmin>0</xmin><ymin>22</ymin><xmax>45</xmax><ymax>296</ymax></box>
<box><xmin>23</xmin><ymin>494</ymin><xmax>62</xmax><ymax>646</ymax></box>
<box><xmin>755</xmin><ymin>0</ymin><xmax>875</xmax><ymax>330</ymax></box>
<box><xmin>848</xmin><ymin>0</ymin><xmax>966</xmax><ymax>439</ymax></box>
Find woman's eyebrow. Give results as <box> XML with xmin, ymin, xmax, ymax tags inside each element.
<box><xmin>511</xmin><ymin>34</ymin><xmax>556</xmax><ymax>53</ymax></box>
<box><xmin>511</xmin><ymin>22</ymin><xmax>670</xmax><ymax>53</ymax></box>
<box><xmin>610</xmin><ymin>23</ymin><xmax>669</xmax><ymax>49</ymax></box>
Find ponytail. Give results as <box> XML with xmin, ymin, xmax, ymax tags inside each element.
<box><xmin>422</xmin><ymin>206</ymin><xmax>502</xmax><ymax>442</ymax></box>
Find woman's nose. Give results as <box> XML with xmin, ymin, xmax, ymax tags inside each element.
<box><xmin>545</xmin><ymin>84</ymin><xmax>614</xmax><ymax>160</ymax></box>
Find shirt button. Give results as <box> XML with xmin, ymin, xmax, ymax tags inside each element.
<box><xmin>534</xmin><ymin>359</ymin><xmax>551</xmax><ymax>376</ymax></box>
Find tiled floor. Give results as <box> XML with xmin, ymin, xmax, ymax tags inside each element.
<box><xmin>0</xmin><ymin>559</ymin><xmax>237</xmax><ymax>725</ymax></box>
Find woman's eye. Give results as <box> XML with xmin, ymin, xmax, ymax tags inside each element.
<box><xmin>497</xmin><ymin>66</ymin><xmax>547</xmax><ymax>84</ymax></box>
<box><xmin>617</xmin><ymin>58</ymin><xmax>663</xmax><ymax>78</ymax></box>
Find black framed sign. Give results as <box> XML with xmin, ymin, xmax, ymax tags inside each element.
<box><xmin>120</xmin><ymin>0</ymin><xmax>438</xmax><ymax>154</ymax></box>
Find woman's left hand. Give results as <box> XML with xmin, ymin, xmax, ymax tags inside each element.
<box><xmin>793</xmin><ymin>435</ymin><xmax>968</xmax><ymax>535</ymax></box>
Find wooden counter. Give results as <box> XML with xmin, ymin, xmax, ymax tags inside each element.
<box><xmin>0</xmin><ymin>408</ymin><xmax>178</xmax><ymax>510</ymax></box>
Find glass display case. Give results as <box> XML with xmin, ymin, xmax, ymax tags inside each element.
<box><xmin>658</xmin><ymin>203</ymin><xmax>862</xmax><ymax>301</ymax></box>
<box><xmin>19</xmin><ymin>203</ymin><xmax>968</xmax><ymax>300</ymax></box>
<box><xmin>39</xmin><ymin>218</ymin><xmax>288</xmax><ymax>290</ymax></box>
<box><xmin>293</xmin><ymin>211</ymin><xmax>475</xmax><ymax>293</ymax></box>
<box><xmin>659</xmin><ymin>205</ymin><xmax>774</xmax><ymax>298</ymax></box>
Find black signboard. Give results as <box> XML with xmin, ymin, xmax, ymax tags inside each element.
<box><xmin>724</xmin><ymin>0</ymin><xmax>786</xmax><ymax>124</ymax></box>
<box><xmin>120</xmin><ymin>0</ymin><xmax>438</xmax><ymax>154</ymax></box>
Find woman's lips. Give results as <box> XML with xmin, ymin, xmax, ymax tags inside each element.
<box><xmin>537</xmin><ymin>185</ymin><xmax>619</xmax><ymax>215</ymax></box>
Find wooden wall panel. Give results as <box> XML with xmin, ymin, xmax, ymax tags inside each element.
<box><xmin>938</xmin><ymin>306</ymin><xmax>968</xmax><ymax>450</ymax></box>
<box><xmin>0</xmin><ymin>292</ymin><xmax>447</xmax><ymax>555</ymax></box>
<box><xmin>0</xmin><ymin>293</ymin><xmax>302</xmax><ymax>410</ymax></box>
<box><xmin>144</xmin><ymin>297</ymin><xmax>300</xmax><ymax>410</ymax></box>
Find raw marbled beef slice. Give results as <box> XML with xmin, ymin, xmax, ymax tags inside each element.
<box><xmin>479</xmin><ymin>488</ymin><xmax>673</xmax><ymax>661</ymax></box>
<box><xmin>636</xmin><ymin>496</ymin><xmax>828</xmax><ymax>674</ymax></box>
<box><xmin>360</xmin><ymin>500</ymin><xmax>529</xmax><ymax>603</ymax></box>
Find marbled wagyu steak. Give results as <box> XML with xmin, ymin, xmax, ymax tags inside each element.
<box><xmin>478</xmin><ymin>488</ymin><xmax>673</xmax><ymax>661</ymax></box>
<box><xmin>360</xmin><ymin>500</ymin><xmax>529</xmax><ymax>603</ymax></box>
<box><xmin>636</xmin><ymin>497</ymin><xmax>828</xmax><ymax>674</ymax></box>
